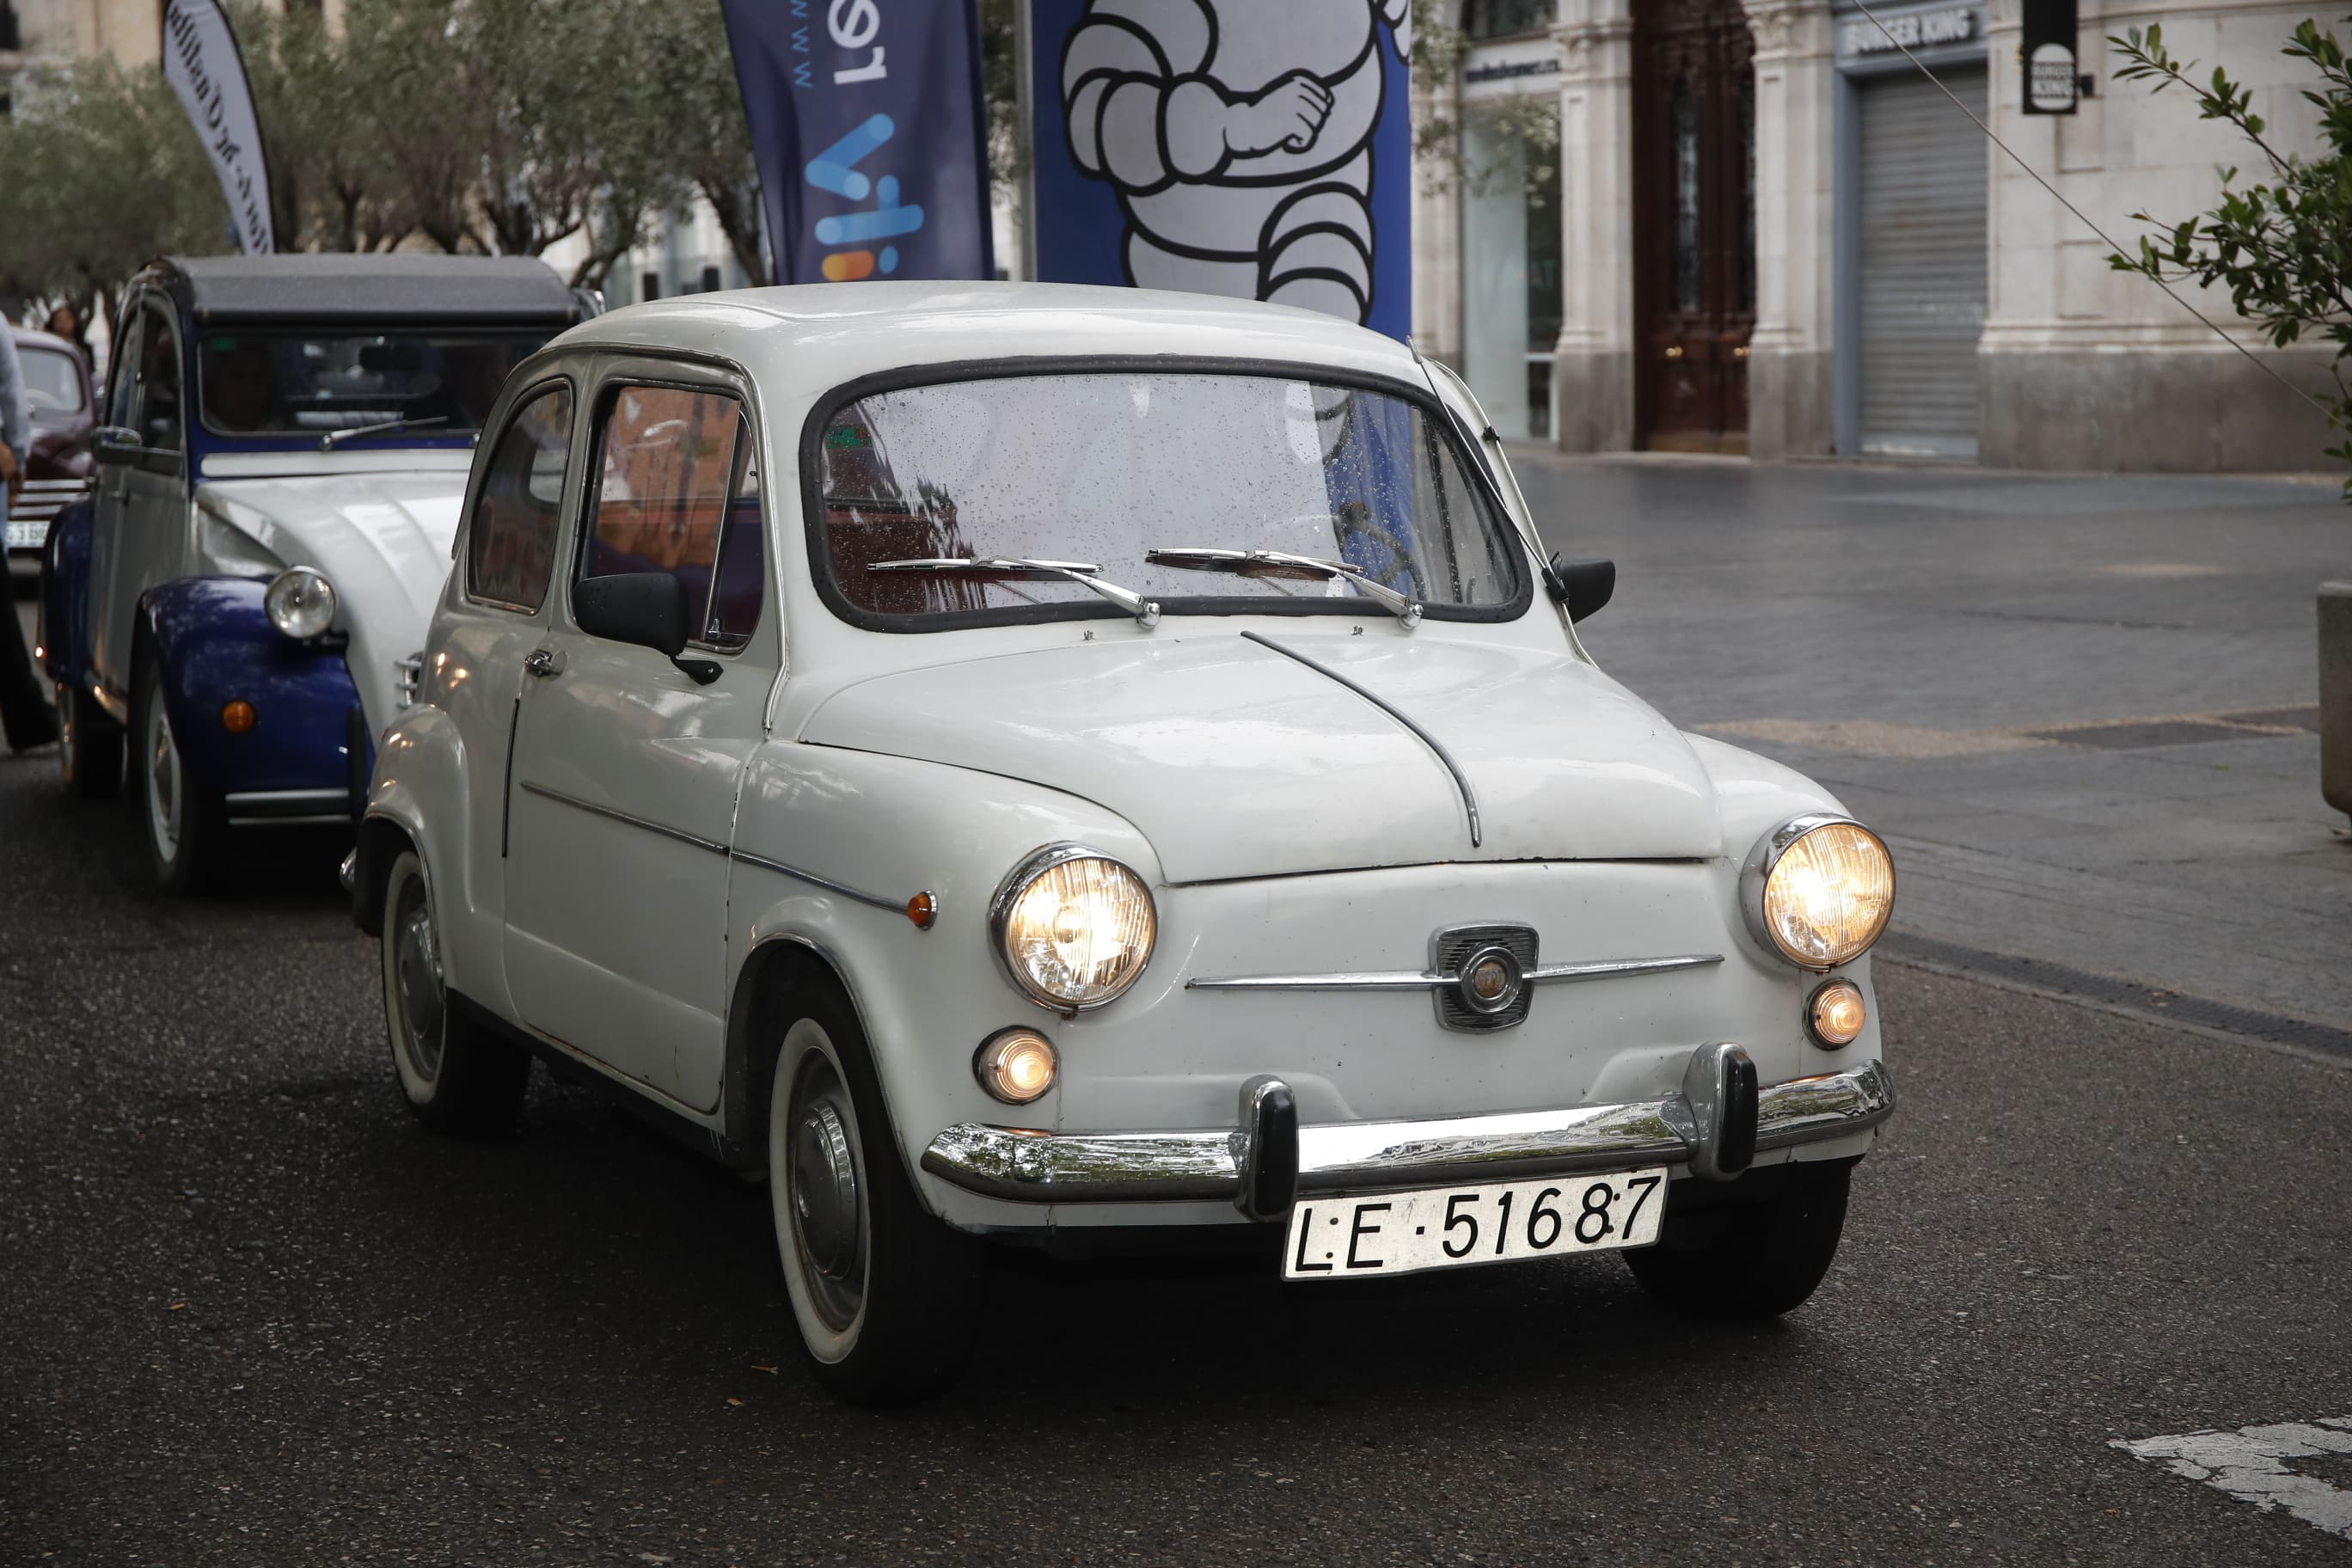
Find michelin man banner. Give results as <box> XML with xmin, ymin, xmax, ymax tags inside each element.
<box><xmin>720</xmin><ymin>0</ymin><xmax>993</xmax><ymax>284</ymax></box>
<box><xmin>1032</xmin><ymin>0</ymin><xmax>1414</xmax><ymax>338</ymax></box>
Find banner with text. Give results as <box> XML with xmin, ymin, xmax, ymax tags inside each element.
<box><xmin>719</xmin><ymin>0</ymin><xmax>993</xmax><ymax>285</ymax></box>
<box><xmin>1030</xmin><ymin>0</ymin><xmax>1413</xmax><ymax>339</ymax></box>
<box><xmin>162</xmin><ymin>0</ymin><xmax>274</xmax><ymax>254</ymax></box>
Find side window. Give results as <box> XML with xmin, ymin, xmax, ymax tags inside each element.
<box><xmin>466</xmin><ymin>383</ymin><xmax>574</xmax><ymax>611</ymax></box>
<box><xmin>584</xmin><ymin>384</ymin><xmax>763</xmax><ymax>648</ymax></box>
<box><xmin>104</xmin><ymin>309</ymin><xmax>143</xmax><ymax>431</ymax></box>
<box><xmin>136</xmin><ymin>304</ymin><xmax>183</xmax><ymax>452</ymax></box>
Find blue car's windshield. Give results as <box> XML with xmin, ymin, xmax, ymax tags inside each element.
<box><xmin>196</xmin><ymin>328</ymin><xmax>554</xmax><ymax>439</ymax></box>
<box><xmin>813</xmin><ymin>371</ymin><xmax>1524</xmax><ymax>628</ymax></box>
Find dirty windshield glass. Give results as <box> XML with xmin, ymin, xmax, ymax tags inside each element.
<box><xmin>813</xmin><ymin>372</ymin><xmax>1522</xmax><ymax>627</ymax></box>
<box><xmin>196</xmin><ymin>329</ymin><xmax>554</xmax><ymax>438</ymax></box>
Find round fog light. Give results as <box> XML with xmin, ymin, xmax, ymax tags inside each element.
<box><xmin>1807</xmin><ymin>977</ymin><xmax>1868</xmax><ymax>1049</ymax></box>
<box><xmin>975</xmin><ymin>1028</ymin><xmax>1057</xmax><ymax>1105</ymax></box>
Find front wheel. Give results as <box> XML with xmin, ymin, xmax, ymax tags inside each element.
<box><xmin>1620</xmin><ymin>1165</ymin><xmax>1852</xmax><ymax>1320</ymax></box>
<box><xmin>58</xmin><ymin>680</ymin><xmax>122</xmax><ymax>799</ymax></box>
<box><xmin>381</xmin><ymin>848</ymin><xmax>528</xmax><ymax>1136</ymax></box>
<box><xmin>769</xmin><ymin>987</ymin><xmax>982</xmax><ymax>1404</ymax></box>
<box><xmin>132</xmin><ymin>658</ymin><xmax>224</xmax><ymax>892</ymax></box>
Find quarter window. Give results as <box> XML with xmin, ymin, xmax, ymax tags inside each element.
<box><xmin>136</xmin><ymin>303</ymin><xmax>183</xmax><ymax>453</ymax></box>
<box><xmin>583</xmin><ymin>384</ymin><xmax>763</xmax><ymax>648</ymax></box>
<box><xmin>467</xmin><ymin>383</ymin><xmax>574</xmax><ymax>611</ymax></box>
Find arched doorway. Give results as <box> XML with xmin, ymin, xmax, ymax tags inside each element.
<box><xmin>1632</xmin><ymin>0</ymin><xmax>1755</xmax><ymax>452</ymax></box>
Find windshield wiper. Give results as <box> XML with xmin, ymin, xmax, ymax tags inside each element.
<box><xmin>867</xmin><ymin>556</ymin><xmax>1161</xmax><ymax>628</ymax></box>
<box><xmin>318</xmin><ymin>414</ymin><xmax>448</xmax><ymax>452</ymax></box>
<box><xmin>1145</xmin><ymin>548</ymin><xmax>1422</xmax><ymax>629</ymax></box>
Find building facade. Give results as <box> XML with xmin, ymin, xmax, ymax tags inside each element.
<box><xmin>1414</xmin><ymin>0</ymin><xmax>2341</xmax><ymax>469</ymax></box>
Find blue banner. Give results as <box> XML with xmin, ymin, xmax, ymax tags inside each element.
<box><xmin>1029</xmin><ymin>1</ymin><xmax>1412</xmax><ymax>339</ymax></box>
<box><xmin>719</xmin><ymin>0</ymin><xmax>993</xmax><ymax>285</ymax></box>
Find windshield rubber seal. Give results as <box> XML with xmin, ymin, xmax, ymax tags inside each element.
<box><xmin>797</xmin><ymin>354</ymin><xmax>1534</xmax><ymax>634</ymax></box>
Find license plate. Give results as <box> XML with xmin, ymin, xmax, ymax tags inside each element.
<box><xmin>1282</xmin><ymin>1167</ymin><xmax>1669</xmax><ymax>1280</ymax></box>
<box><xmin>3</xmin><ymin>521</ymin><xmax>45</xmax><ymax>550</ymax></box>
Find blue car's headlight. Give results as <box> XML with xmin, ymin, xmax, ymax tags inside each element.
<box><xmin>265</xmin><ymin>567</ymin><xmax>337</xmax><ymax>640</ymax></box>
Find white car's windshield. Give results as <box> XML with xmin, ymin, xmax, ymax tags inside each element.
<box><xmin>812</xmin><ymin>371</ymin><xmax>1525</xmax><ymax>628</ymax></box>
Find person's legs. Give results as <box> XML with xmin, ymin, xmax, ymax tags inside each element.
<box><xmin>0</xmin><ymin>488</ymin><xmax>60</xmax><ymax>751</ymax></box>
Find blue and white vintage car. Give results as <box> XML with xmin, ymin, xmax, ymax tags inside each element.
<box><xmin>40</xmin><ymin>254</ymin><xmax>591</xmax><ymax>890</ymax></box>
<box><xmin>352</xmin><ymin>284</ymin><xmax>1897</xmax><ymax>1402</ymax></box>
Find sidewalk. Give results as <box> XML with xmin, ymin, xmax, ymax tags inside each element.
<box><xmin>1509</xmin><ymin>449</ymin><xmax>2352</xmax><ymax>1032</ymax></box>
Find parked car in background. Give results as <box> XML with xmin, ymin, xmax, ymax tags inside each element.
<box><xmin>40</xmin><ymin>254</ymin><xmax>593</xmax><ymax>891</ymax></box>
<box><xmin>5</xmin><ymin>325</ymin><xmax>96</xmax><ymax>560</ymax></box>
<box><xmin>352</xmin><ymin>283</ymin><xmax>1900</xmax><ymax>1403</ymax></box>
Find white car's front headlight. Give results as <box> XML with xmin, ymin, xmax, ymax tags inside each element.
<box><xmin>1742</xmin><ymin>815</ymin><xmax>1895</xmax><ymax>971</ymax></box>
<box><xmin>990</xmin><ymin>845</ymin><xmax>1157</xmax><ymax>1011</ymax></box>
<box><xmin>264</xmin><ymin>566</ymin><xmax>337</xmax><ymax>640</ymax></box>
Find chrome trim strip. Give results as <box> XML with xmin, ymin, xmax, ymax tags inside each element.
<box><xmin>517</xmin><ymin>780</ymin><xmax>728</xmax><ymax>854</ymax></box>
<box><xmin>224</xmin><ymin>787</ymin><xmax>351</xmax><ymax>812</ymax></box>
<box><xmin>727</xmin><ymin>848</ymin><xmax>904</xmax><ymax>914</ymax></box>
<box><xmin>921</xmin><ymin>1057</ymin><xmax>1896</xmax><ymax>1204</ymax></box>
<box><xmin>1239</xmin><ymin>629</ymin><xmax>1483</xmax><ymax>848</ymax></box>
<box><xmin>518</xmin><ymin>781</ymin><xmax>905</xmax><ymax>912</ymax></box>
<box><xmin>1188</xmin><ymin>952</ymin><xmax>1724</xmax><ymax>992</ymax></box>
<box><xmin>228</xmin><ymin>812</ymin><xmax>355</xmax><ymax>828</ymax></box>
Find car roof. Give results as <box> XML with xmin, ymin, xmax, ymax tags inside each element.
<box><xmin>146</xmin><ymin>253</ymin><xmax>585</xmax><ymax>328</ymax></box>
<box><xmin>548</xmin><ymin>281</ymin><xmax>1434</xmax><ymax>405</ymax></box>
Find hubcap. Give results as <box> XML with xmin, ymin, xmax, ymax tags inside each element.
<box><xmin>393</xmin><ymin>889</ymin><xmax>445</xmax><ymax>1083</ymax></box>
<box><xmin>792</xmin><ymin>1101</ymin><xmax>860</xmax><ymax>1277</ymax></box>
<box><xmin>144</xmin><ymin>696</ymin><xmax>181</xmax><ymax>861</ymax></box>
<box><xmin>781</xmin><ymin>1047</ymin><xmax>867</xmax><ymax>1333</ymax></box>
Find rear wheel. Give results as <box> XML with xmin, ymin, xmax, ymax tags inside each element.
<box><xmin>1621</xmin><ymin>1165</ymin><xmax>1852</xmax><ymax>1320</ymax></box>
<box><xmin>57</xmin><ymin>681</ymin><xmax>121</xmax><ymax>798</ymax></box>
<box><xmin>132</xmin><ymin>658</ymin><xmax>224</xmax><ymax>893</ymax></box>
<box><xmin>381</xmin><ymin>848</ymin><xmax>528</xmax><ymax>1135</ymax></box>
<box><xmin>769</xmin><ymin>985</ymin><xmax>981</xmax><ymax>1404</ymax></box>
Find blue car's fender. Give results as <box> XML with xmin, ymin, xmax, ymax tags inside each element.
<box><xmin>139</xmin><ymin>577</ymin><xmax>370</xmax><ymax>801</ymax></box>
<box><xmin>37</xmin><ymin>494</ymin><xmax>95</xmax><ymax>694</ymax></box>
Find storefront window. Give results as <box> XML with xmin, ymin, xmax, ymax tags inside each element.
<box><xmin>1463</xmin><ymin>99</ymin><xmax>1563</xmax><ymax>441</ymax></box>
<box><xmin>1464</xmin><ymin>0</ymin><xmax>1558</xmax><ymax>40</ymax></box>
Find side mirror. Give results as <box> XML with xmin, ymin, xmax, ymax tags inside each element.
<box><xmin>1547</xmin><ymin>554</ymin><xmax>1616</xmax><ymax>624</ymax></box>
<box><xmin>573</xmin><ymin>573</ymin><xmax>720</xmax><ymax>684</ymax></box>
<box><xmin>92</xmin><ymin>426</ymin><xmax>140</xmax><ymax>462</ymax></box>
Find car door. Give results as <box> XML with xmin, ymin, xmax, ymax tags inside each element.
<box><xmin>96</xmin><ymin>297</ymin><xmax>190</xmax><ymax>703</ymax></box>
<box><xmin>86</xmin><ymin>303</ymin><xmax>144</xmax><ymax>701</ymax></box>
<box><xmin>438</xmin><ymin>375</ymin><xmax>581</xmax><ymax>1009</ymax></box>
<box><xmin>501</xmin><ymin>362</ymin><xmax>777</xmax><ymax>1108</ymax></box>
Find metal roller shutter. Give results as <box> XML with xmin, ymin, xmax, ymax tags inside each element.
<box><xmin>1857</xmin><ymin>66</ymin><xmax>1987</xmax><ymax>456</ymax></box>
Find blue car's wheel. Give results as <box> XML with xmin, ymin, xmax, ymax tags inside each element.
<box><xmin>57</xmin><ymin>680</ymin><xmax>122</xmax><ymax>799</ymax></box>
<box><xmin>133</xmin><ymin>658</ymin><xmax>223</xmax><ymax>894</ymax></box>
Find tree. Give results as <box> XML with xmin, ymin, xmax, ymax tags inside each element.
<box><xmin>0</xmin><ymin>58</ymin><xmax>226</xmax><ymax>346</ymax></box>
<box><xmin>2110</xmin><ymin>19</ymin><xmax>2352</xmax><ymax>493</ymax></box>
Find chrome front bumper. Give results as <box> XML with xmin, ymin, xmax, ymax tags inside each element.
<box><xmin>921</xmin><ymin>1051</ymin><xmax>1894</xmax><ymax>1211</ymax></box>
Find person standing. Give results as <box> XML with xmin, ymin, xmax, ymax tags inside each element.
<box><xmin>0</xmin><ymin>320</ymin><xmax>61</xmax><ymax>751</ymax></box>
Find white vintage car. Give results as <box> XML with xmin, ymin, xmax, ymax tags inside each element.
<box><xmin>352</xmin><ymin>283</ymin><xmax>1897</xmax><ymax>1402</ymax></box>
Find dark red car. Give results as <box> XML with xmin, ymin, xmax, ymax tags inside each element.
<box><xmin>6</xmin><ymin>326</ymin><xmax>96</xmax><ymax>557</ymax></box>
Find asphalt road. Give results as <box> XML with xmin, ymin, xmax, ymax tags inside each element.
<box><xmin>3</xmin><ymin>636</ymin><xmax>2351</xmax><ymax>1558</ymax></box>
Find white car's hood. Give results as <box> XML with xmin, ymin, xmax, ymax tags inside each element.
<box><xmin>197</xmin><ymin>469</ymin><xmax>467</xmax><ymax>736</ymax></box>
<box><xmin>799</xmin><ymin>630</ymin><xmax>1724</xmax><ymax>883</ymax></box>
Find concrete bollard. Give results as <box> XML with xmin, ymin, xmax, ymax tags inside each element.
<box><xmin>2324</xmin><ymin>583</ymin><xmax>2352</xmax><ymax>820</ymax></box>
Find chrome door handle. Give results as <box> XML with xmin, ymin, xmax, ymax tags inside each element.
<box><xmin>523</xmin><ymin>648</ymin><xmax>562</xmax><ymax>678</ymax></box>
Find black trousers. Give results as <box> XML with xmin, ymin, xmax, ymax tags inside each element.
<box><xmin>2</xmin><ymin>577</ymin><xmax>58</xmax><ymax>750</ymax></box>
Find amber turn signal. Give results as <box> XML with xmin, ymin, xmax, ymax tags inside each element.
<box><xmin>221</xmin><ymin>700</ymin><xmax>257</xmax><ymax>734</ymax></box>
<box><xmin>1807</xmin><ymin>977</ymin><xmax>1868</xmax><ymax>1049</ymax></box>
<box><xmin>974</xmin><ymin>1028</ymin><xmax>1057</xmax><ymax>1105</ymax></box>
<box><xmin>905</xmin><ymin>891</ymin><xmax>939</xmax><ymax>929</ymax></box>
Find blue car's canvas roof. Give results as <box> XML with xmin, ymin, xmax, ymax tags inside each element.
<box><xmin>153</xmin><ymin>254</ymin><xmax>586</xmax><ymax>328</ymax></box>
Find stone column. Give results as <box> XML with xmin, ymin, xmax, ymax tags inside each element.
<box><xmin>1551</xmin><ymin>0</ymin><xmax>1638</xmax><ymax>452</ymax></box>
<box><xmin>1742</xmin><ymin>0</ymin><xmax>1837</xmax><ymax>456</ymax></box>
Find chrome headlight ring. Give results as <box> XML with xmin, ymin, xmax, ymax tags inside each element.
<box><xmin>1738</xmin><ymin>812</ymin><xmax>1896</xmax><ymax>972</ymax></box>
<box><xmin>988</xmin><ymin>842</ymin><xmax>1158</xmax><ymax>1014</ymax></box>
<box><xmin>264</xmin><ymin>565</ymin><xmax>338</xmax><ymax>641</ymax></box>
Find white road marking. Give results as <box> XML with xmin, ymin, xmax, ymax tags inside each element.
<box><xmin>2115</xmin><ymin>1417</ymin><xmax>2352</xmax><ymax>1540</ymax></box>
